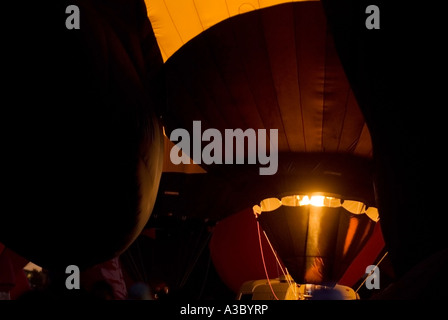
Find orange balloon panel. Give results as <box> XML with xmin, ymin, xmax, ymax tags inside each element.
<box><xmin>145</xmin><ymin>0</ymin><xmax>315</xmax><ymax>61</ymax></box>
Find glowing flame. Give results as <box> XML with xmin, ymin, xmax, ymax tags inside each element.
<box><xmin>256</xmin><ymin>195</ymin><xmax>378</xmax><ymax>221</ymax></box>
<box><xmin>310</xmin><ymin>196</ymin><xmax>325</xmax><ymax>207</ymax></box>
<box><xmin>298</xmin><ymin>195</ymin><xmax>325</xmax><ymax>207</ymax></box>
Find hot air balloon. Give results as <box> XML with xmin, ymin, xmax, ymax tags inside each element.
<box><xmin>1</xmin><ymin>0</ymin><xmax>165</xmax><ymax>272</ymax></box>
<box><xmin>254</xmin><ymin>195</ymin><xmax>379</xmax><ymax>285</ymax></box>
<box><xmin>208</xmin><ymin>206</ymin><xmax>385</xmax><ymax>298</ymax></box>
<box><xmin>152</xmin><ymin>0</ymin><xmax>383</xmax><ymax>298</ymax></box>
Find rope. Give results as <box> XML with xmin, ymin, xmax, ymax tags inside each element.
<box><xmin>257</xmin><ymin>220</ymin><xmax>279</xmax><ymax>300</ymax></box>
<box><xmin>262</xmin><ymin>230</ymin><xmax>299</xmax><ymax>299</ymax></box>
<box><xmin>355</xmin><ymin>251</ymin><xmax>388</xmax><ymax>293</ymax></box>
<box><xmin>262</xmin><ymin>230</ymin><xmax>286</xmax><ymax>276</ymax></box>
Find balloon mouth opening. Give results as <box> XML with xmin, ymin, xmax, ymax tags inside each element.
<box><xmin>253</xmin><ymin>193</ymin><xmax>379</xmax><ymax>222</ymax></box>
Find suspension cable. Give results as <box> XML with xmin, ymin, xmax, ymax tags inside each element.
<box><xmin>262</xmin><ymin>230</ymin><xmax>299</xmax><ymax>299</ymax></box>
<box><xmin>257</xmin><ymin>220</ymin><xmax>279</xmax><ymax>300</ymax></box>
<box><xmin>355</xmin><ymin>251</ymin><xmax>388</xmax><ymax>293</ymax></box>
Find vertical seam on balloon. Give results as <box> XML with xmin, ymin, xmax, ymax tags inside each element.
<box><xmin>232</xmin><ymin>15</ymin><xmax>269</xmax><ymax>139</ymax></box>
<box><xmin>260</xmin><ymin>5</ymin><xmax>290</xmax><ymax>151</ymax></box>
<box><xmin>321</xmin><ymin>24</ymin><xmax>329</xmax><ymax>152</ymax></box>
<box><xmin>351</xmin><ymin>119</ymin><xmax>368</xmax><ymax>156</ymax></box>
<box><xmin>336</xmin><ymin>69</ymin><xmax>352</xmax><ymax>151</ymax></box>
<box><xmin>293</xmin><ymin>5</ymin><xmax>307</xmax><ymax>151</ymax></box>
<box><xmin>303</xmin><ymin>206</ymin><xmax>310</xmax><ymax>281</ymax></box>
<box><xmin>337</xmin><ymin>88</ymin><xmax>351</xmax><ymax>152</ymax></box>
<box><xmin>333</xmin><ymin>206</ymin><xmax>345</xmax><ymax>280</ymax></box>
<box><xmin>162</xmin><ymin>0</ymin><xmax>184</xmax><ymax>44</ymax></box>
<box><xmin>212</xmin><ymin>45</ymin><xmax>248</xmax><ymax>128</ymax></box>
<box><xmin>224</xmin><ymin>0</ymin><xmax>231</xmax><ymax>18</ymax></box>
<box><xmin>192</xmin><ymin>0</ymin><xmax>205</xmax><ymax>31</ymax></box>
<box><xmin>205</xmin><ymin>30</ymin><xmax>241</xmax><ymax>130</ymax></box>
<box><xmin>199</xmin><ymin>33</ymin><xmax>232</xmax><ymax>130</ymax></box>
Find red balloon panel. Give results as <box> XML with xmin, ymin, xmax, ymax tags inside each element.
<box><xmin>209</xmin><ymin>208</ymin><xmax>281</xmax><ymax>293</ymax></box>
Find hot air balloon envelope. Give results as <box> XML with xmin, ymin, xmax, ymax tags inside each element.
<box><xmin>256</xmin><ymin>195</ymin><xmax>377</xmax><ymax>286</ymax></box>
